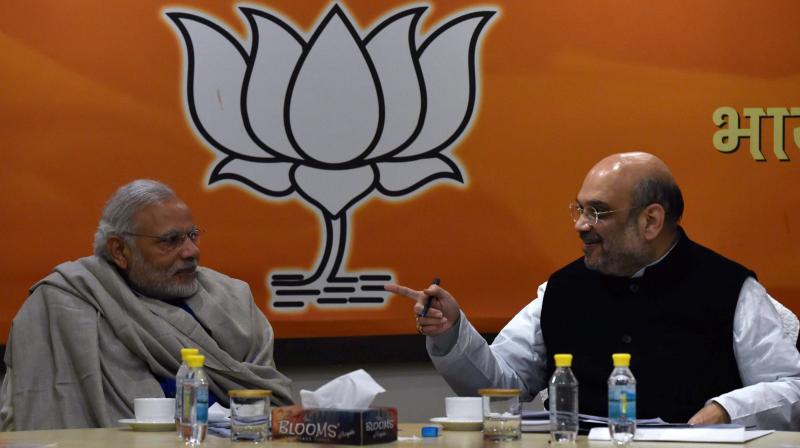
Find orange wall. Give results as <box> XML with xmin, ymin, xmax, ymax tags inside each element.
<box><xmin>1</xmin><ymin>1</ymin><xmax>798</xmax><ymax>340</ymax></box>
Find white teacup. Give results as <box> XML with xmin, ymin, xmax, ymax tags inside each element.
<box><xmin>134</xmin><ymin>397</ymin><xmax>174</xmax><ymax>422</ymax></box>
<box><xmin>445</xmin><ymin>396</ymin><xmax>482</xmax><ymax>420</ymax></box>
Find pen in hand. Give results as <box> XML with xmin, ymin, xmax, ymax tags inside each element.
<box><xmin>418</xmin><ymin>278</ymin><xmax>441</xmax><ymax>317</ymax></box>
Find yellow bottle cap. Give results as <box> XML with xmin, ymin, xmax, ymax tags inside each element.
<box><xmin>554</xmin><ymin>353</ymin><xmax>573</xmax><ymax>367</ymax></box>
<box><xmin>181</xmin><ymin>348</ymin><xmax>199</xmax><ymax>360</ymax></box>
<box><xmin>185</xmin><ymin>354</ymin><xmax>205</xmax><ymax>368</ymax></box>
<box><xmin>612</xmin><ymin>353</ymin><xmax>631</xmax><ymax>367</ymax></box>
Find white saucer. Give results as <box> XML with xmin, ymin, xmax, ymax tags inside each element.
<box><xmin>118</xmin><ymin>418</ymin><xmax>174</xmax><ymax>432</ymax></box>
<box><xmin>430</xmin><ymin>417</ymin><xmax>483</xmax><ymax>431</ymax></box>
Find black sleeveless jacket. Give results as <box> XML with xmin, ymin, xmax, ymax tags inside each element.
<box><xmin>540</xmin><ymin>230</ymin><xmax>753</xmax><ymax>422</ymax></box>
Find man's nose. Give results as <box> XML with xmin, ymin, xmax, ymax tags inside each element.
<box><xmin>179</xmin><ymin>236</ymin><xmax>200</xmax><ymax>259</ymax></box>
<box><xmin>574</xmin><ymin>212</ymin><xmax>592</xmax><ymax>232</ymax></box>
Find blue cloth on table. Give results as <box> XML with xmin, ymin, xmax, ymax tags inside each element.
<box><xmin>208</xmin><ymin>421</ymin><xmax>231</xmax><ymax>438</ymax></box>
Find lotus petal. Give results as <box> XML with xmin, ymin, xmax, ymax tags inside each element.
<box><xmin>166</xmin><ymin>13</ymin><xmax>266</xmax><ymax>158</ymax></box>
<box><xmin>209</xmin><ymin>157</ymin><xmax>293</xmax><ymax>195</ymax></box>
<box><xmin>396</xmin><ymin>12</ymin><xmax>495</xmax><ymax>158</ymax></box>
<box><xmin>364</xmin><ymin>8</ymin><xmax>426</xmax><ymax>159</ymax></box>
<box><xmin>287</xmin><ymin>5</ymin><xmax>382</xmax><ymax>165</ymax></box>
<box><xmin>292</xmin><ymin>165</ymin><xmax>376</xmax><ymax>217</ymax></box>
<box><xmin>241</xmin><ymin>8</ymin><xmax>304</xmax><ymax>160</ymax></box>
<box><xmin>376</xmin><ymin>156</ymin><xmax>463</xmax><ymax>196</ymax></box>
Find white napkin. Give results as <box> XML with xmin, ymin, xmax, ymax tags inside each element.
<box><xmin>299</xmin><ymin>369</ymin><xmax>385</xmax><ymax>410</ymax></box>
<box><xmin>208</xmin><ymin>402</ymin><xmax>230</xmax><ymax>423</ymax></box>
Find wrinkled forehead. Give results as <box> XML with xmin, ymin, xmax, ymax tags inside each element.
<box><xmin>132</xmin><ymin>198</ymin><xmax>194</xmax><ymax>235</ymax></box>
<box><xmin>577</xmin><ymin>162</ymin><xmax>638</xmax><ymax>208</ymax></box>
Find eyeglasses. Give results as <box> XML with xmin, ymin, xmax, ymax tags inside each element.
<box><xmin>569</xmin><ymin>203</ymin><xmax>642</xmax><ymax>226</ymax></box>
<box><xmin>123</xmin><ymin>227</ymin><xmax>203</xmax><ymax>251</ymax></box>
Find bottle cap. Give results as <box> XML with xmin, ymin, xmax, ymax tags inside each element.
<box><xmin>421</xmin><ymin>426</ymin><xmax>440</xmax><ymax>437</ymax></box>
<box><xmin>180</xmin><ymin>348</ymin><xmax>199</xmax><ymax>360</ymax></box>
<box><xmin>612</xmin><ymin>353</ymin><xmax>631</xmax><ymax>367</ymax></box>
<box><xmin>554</xmin><ymin>353</ymin><xmax>573</xmax><ymax>367</ymax></box>
<box><xmin>185</xmin><ymin>354</ymin><xmax>205</xmax><ymax>368</ymax></box>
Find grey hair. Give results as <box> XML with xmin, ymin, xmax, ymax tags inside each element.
<box><xmin>93</xmin><ymin>179</ymin><xmax>176</xmax><ymax>261</ymax></box>
<box><xmin>631</xmin><ymin>176</ymin><xmax>684</xmax><ymax>226</ymax></box>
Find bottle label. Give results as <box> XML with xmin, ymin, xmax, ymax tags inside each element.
<box><xmin>608</xmin><ymin>385</ymin><xmax>636</xmax><ymax>420</ymax></box>
<box><xmin>175</xmin><ymin>379</ymin><xmax>183</xmax><ymax>419</ymax></box>
<box><xmin>182</xmin><ymin>383</ymin><xmax>193</xmax><ymax>421</ymax></box>
<box><xmin>182</xmin><ymin>382</ymin><xmax>209</xmax><ymax>424</ymax></box>
<box><xmin>196</xmin><ymin>388</ymin><xmax>209</xmax><ymax>424</ymax></box>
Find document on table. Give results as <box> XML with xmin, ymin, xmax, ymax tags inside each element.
<box><xmin>521</xmin><ymin>411</ymin><xmax>670</xmax><ymax>433</ymax></box>
<box><xmin>588</xmin><ymin>426</ymin><xmax>774</xmax><ymax>443</ymax></box>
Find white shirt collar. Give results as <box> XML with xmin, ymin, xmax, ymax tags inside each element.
<box><xmin>631</xmin><ymin>237</ymin><xmax>680</xmax><ymax>279</ymax></box>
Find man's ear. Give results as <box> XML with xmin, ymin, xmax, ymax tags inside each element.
<box><xmin>640</xmin><ymin>203</ymin><xmax>665</xmax><ymax>241</ymax></box>
<box><xmin>107</xmin><ymin>236</ymin><xmax>131</xmax><ymax>270</ymax></box>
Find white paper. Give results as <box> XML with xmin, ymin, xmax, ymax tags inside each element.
<box><xmin>299</xmin><ymin>369</ymin><xmax>385</xmax><ymax>410</ymax></box>
<box><xmin>522</xmin><ymin>411</ymin><xmax>667</xmax><ymax>425</ymax></box>
<box><xmin>588</xmin><ymin>427</ymin><xmax>775</xmax><ymax>443</ymax></box>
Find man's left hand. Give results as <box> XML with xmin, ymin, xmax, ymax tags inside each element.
<box><xmin>688</xmin><ymin>402</ymin><xmax>731</xmax><ymax>425</ymax></box>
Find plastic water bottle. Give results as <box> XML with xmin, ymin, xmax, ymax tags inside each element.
<box><xmin>549</xmin><ymin>353</ymin><xmax>579</xmax><ymax>443</ymax></box>
<box><xmin>181</xmin><ymin>354</ymin><xmax>209</xmax><ymax>445</ymax></box>
<box><xmin>175</xmin><ymin>347</ymin><xmax>199</xmax><ymax>439</ymax></box>
<box><xmin>608</xmin><ymin>353</ymin><xmax>636</xmax><ymax>446</ymax></box>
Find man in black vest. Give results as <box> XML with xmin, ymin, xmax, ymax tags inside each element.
<box><xmin>386</xmin><ymin>152</ymin><xmax>800</xmax><ymax>429</ymax></box>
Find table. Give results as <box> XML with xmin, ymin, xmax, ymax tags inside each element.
<box><xmin>0</xmin><ymin>424</ymin><xmax>798</xmax><ymax>447</ymax></box>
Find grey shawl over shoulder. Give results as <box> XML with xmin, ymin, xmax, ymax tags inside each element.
<box><xmin>1</xmin><ymin>256</ymin><xmax>293</xmax><ymax>430</ymax></box>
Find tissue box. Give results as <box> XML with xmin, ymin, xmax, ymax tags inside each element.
<box><xmin>272</xmin><ymin>406</ymin><xmax>398</xmax><ymax>445</ymax></box>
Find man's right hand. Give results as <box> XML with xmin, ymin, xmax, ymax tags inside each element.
<box><xmin>384</xmin><ymin>282</ymin><xmax>461</xmax><ymax>337</ymax></box>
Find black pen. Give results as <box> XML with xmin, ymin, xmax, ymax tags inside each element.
<box><xmin>418</xmin><ymin>278</ymin><xmax>441</xmax><ymax>317</ymax></box>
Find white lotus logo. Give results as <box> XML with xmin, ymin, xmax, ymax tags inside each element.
<box><xmin>166</xmin><ymin>3</ymin><xmax>494</xmax><ymax>310</ymax></box>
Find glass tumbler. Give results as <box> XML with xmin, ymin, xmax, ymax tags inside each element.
<box><xmin>229</xmin><ymin>389</ymin><xmax>272</xmax><ymax>443</ymax></box>
<box><xmin>479</xmin><ymin>388</ymin><xmax>521</xmax><ymax>442</ymax></box>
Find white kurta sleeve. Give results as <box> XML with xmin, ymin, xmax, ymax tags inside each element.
<box><xmin>426</xmin><ymin>282</ymin><xmax>550</xmax><ymax>401</ymax></box>
<box><xmin>713</xmin><ymin>277</ymin><xmax>800</xmax><ymax>430</ymax></box>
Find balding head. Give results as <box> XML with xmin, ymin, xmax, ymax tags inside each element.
<box><xmin>575</xmin><ymin>152</ymin><xmax>683</xmax><ymax>276</ymax></box>
<box><xmin>589</xmin><ymin>152</ymin><xmax>666</xmax><ymax>178</ymax></box>
<box><xmin>587</xmin><ymin>152</ymin><xmax>683</xmax><ymax>227</ymax></box>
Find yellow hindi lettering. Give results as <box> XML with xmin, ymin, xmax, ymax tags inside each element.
<box><xmin>713</xmin><ymin>107</ymin><xmax>766</xmax><ymax>160</ymax></box>
<box><xmin>713</xmin><ymin>106</ymin><xmax>800</xmax><ymax>161</ymax></box>
<box><xmin>766</xmin><ymin>107</ymin><xmax>791</xmax><ymax>161</ymax></box>
<box><xmin>793</xmin><ymin>107</ymin><xmax>800</xmax><ymax>153</ymax></box>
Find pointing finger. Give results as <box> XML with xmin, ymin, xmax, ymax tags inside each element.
<box><xmin>385</xmin><ymin>283</ymin><xmax>425</xmax><ymax>302</ymax></box>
